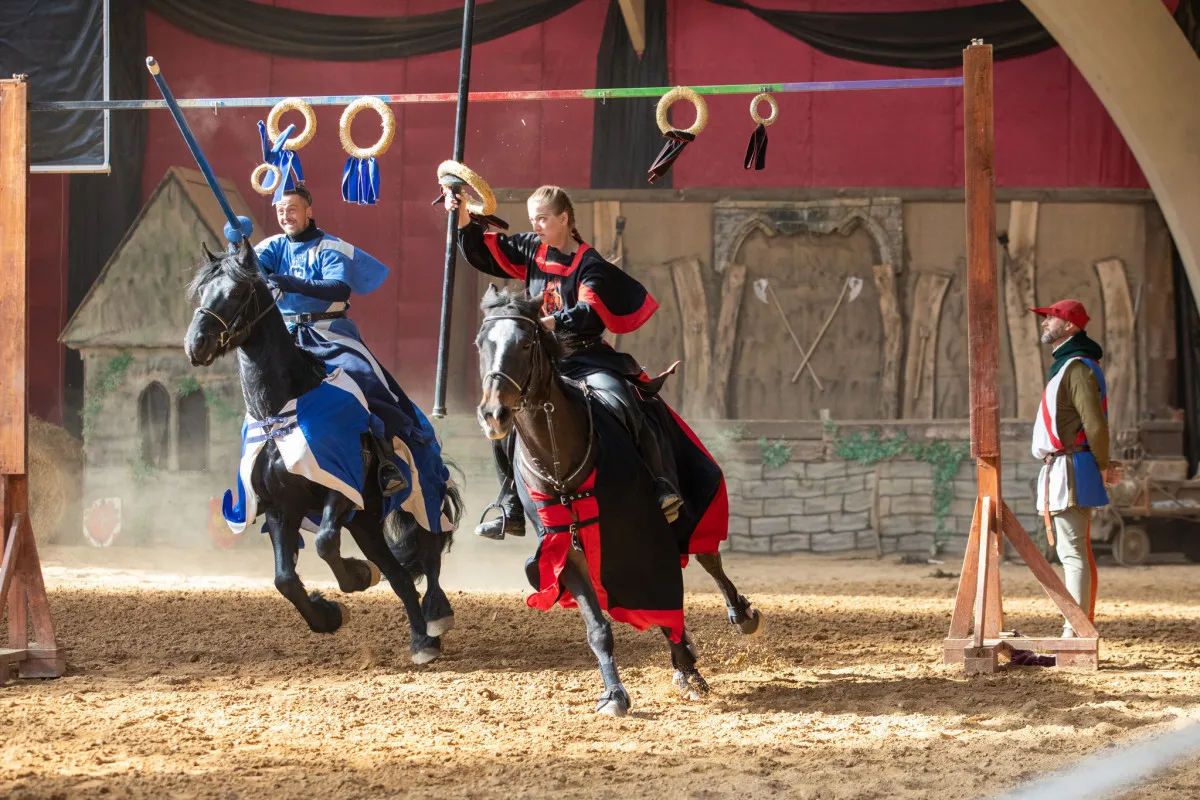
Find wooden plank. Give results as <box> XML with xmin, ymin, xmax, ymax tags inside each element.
<box><xmin>1095</xmin><ymin>258</ymin><xmax>1138</xmax><ymax>437</ymax></box>
<box><xmin>17</xmin><ymin>512</ymin><xmax>57</xmax><ymax>653</ymax></box>
<box><xmin>972</xmin><ymin>496</ymin><xmax>992</xmax><ymax>648</ymax></box>
<box><xmin>711</xmin><ymin>265</ymin><xmax>745</xmax><ymax>418</ymax></box>
<box><xmin>669</xmin><ymin>256</ymin><xmax>714</xmax><ymax>419</ymax></box>
<box><xmin>947</xmin><ymin>497</ymin><xmax>982</xmax><ymax>640</ymax></box>
<box><xmin>592</xmin><ymin>201</ymin><xmax>623</xmax><ymax>265</ymax></box>
<box><xmin>964</xmin><ymin>44</ymin><xmax>1001</xmax><ymax>458</ymax></box>
<box><xmin>998</xmin><ymin>499</ymin><xmax>1099</xmax><ymax>639</ymax></box>
<box><xmin>945</xmin><ymin>637</ymin><xmax>1100</xmax><ymax>652</ymax></box>
<box><xmin>1002</xmin><ymin>201</ymin><xmax>1043</xmax><ymax>418</ymax></box>
<box><xmin>983</xmin><ymin>465</ymin><xmax>1003</xmax><ymax>637</ymax></box>
<box><xmin>1143</xmin><ymin>206</ymin><xmax>1175</xmax><ymax>418</ymax></box>
<box><xmin>873</xmin><ymin>265</ymin><xmax>903</xmax><ymax>419</ymax></box>
<box><xmin>0</xmin><ymin>512</ymin><xmax>27</xmax><ymax>615</ymax></box>
<box><xmin>0</xmin><ymin>79</ymin><xmax>28</xmax><ymax>476</ymax></box>
<box><xmin>902</xmin><ymin>273</ymin><xmax>951</xmax><ymax>419</ymax></box>
<box><xmin>616</xmin><ymin>0</ymin><xmax>646</xmax><ymax>57</ymax></box>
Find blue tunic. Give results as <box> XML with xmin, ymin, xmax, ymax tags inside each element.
<box><xmin>254</xmin><ymin>227</ymin><xmax>449</xmax><ymax>530</ymax></box>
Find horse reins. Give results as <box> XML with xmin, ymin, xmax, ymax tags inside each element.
<box><xmin>479</xmin><ymin>313</ymin><xmax>595</xmax><ymax>495</ymax></box>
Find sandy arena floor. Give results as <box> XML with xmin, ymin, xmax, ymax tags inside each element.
<box><xmin>2</xmin><ymin>535</ymin><xmax>1200</xmax><ymax>799</ymax></box>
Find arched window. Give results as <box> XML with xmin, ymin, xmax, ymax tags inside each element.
<box><xmin>137</xmin><ymin>382</ymin><xmax>170</xmax><ymax>469</ymax></box>
<box><xmin>177</xmin><ymin>390</ymin><xmax>209</xmax><ymax>471</ymax></box>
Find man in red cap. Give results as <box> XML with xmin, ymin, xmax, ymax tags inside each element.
<box><xmin>1028</xmin><ymin>299</ymin><xmax>1110</xmax><ymax>638</ymax></box>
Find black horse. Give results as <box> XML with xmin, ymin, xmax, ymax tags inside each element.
<box><xmin>475</xmin><ymin>286</ymin><xmax>762</xmax><ymax>716</ymax></box>
<box><xmin>185</xmin><ymin>242</ymin><xmax>460</xmax><ymax>664</ymax></box>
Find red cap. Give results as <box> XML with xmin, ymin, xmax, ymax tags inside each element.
<box><xmin>1029</xmin><ymin>299</ymin><xmax>1089</xmax><ymax>331</ymax></box>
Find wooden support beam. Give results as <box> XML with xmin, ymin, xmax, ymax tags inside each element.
<box><xmin>873</xmin><ymin>265</ymin><xmax>903</xmax><ymax>419</ymax></box>
<box><xmin>711</xmin><ymin>265</ymin><xmax>746</xmax><ymax>419</ymax></box>
<box><xmin>592</xmin><ymin>201</ymin><xmax>623</xmax><ymax>265</ymax></box>
<box><xmin>617</xmin><ymin>0</ymin><xmax>647</xmax><ymax>57</ymax></box>
<box><xmin>1095</xmin><ymin>258</ymin><xmax>1138</xmax><ymax>436</ymax></box>
<box><xmin>669</xmin><ymin>256</ymin><xmax>715</xmax><ymax>419</ymax></box>
<box><xmin>902</xmin><ymin>272</ymin><xmax>951</xmax><ymax>419</ymax></box>
<box><xmin>0</xmin><ymin>78</ymin><xmax>63</xmax><ymax>685</ymax></box>
<box><xmin>0</xmin><ymin>80</ymin><xmax>27</xmax><ymax>476</ymax></box>
<box><xmin>1002</xmin><ymin>201</ymin><xmax>1042</xmax><ymax>418</ymax></box>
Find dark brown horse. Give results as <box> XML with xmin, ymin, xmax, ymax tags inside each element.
<box><xmin>185</xmin><ymin>242</ymin><xmax>460</xmax><ymax>663</ymax></box>
<box><xmin>475</xmin><ymin>286</ymin><xmax>762</xmax><ymax>716</ymax></box>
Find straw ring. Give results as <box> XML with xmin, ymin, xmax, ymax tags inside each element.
<box><xmin>266</xmin><ymin>97</ymin><xmax>317</xmax><ymax>150</ymax></box>
<box><xmin>340</xmin><ymin>97</ymin><xmax>396</xmax><ymax>160</ymax></box>
<box><xmin>656</xmin><ymin>86</ymin><xmax>708</xmax><ymax>136</ymax></box>
<box><xmin>250</xmin><ymin>163</ymin><xmax>282</xmax><ymax>196</ymax></box>
<box><xmin>750</xmin><ymin>93</ymin><xmax>778</xmax><ymax>127</ymax></box>
<box><xmin>436</xmin><ymin>160</ymin><xmax>496</xmax><ymax>216</ymax></box>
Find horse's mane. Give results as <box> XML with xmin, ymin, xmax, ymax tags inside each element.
<box><xmin>187</xmin><ymin>242</ymin><xmax>260</xmax><ymax>303</ymax></box>
<box><xmin>480</xmin><ymin>286</ymin><xmax>542</xmax><ymax>320</ymax></box>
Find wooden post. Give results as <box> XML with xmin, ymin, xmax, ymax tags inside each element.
<box><xmin>943</xmin><ymin>44</ymin><xmax>1099</xmax><ymax>671</ymax></box>
<box><xmin>0</xmin><ymin>77</ymin><xmax>64</xmax><ymax>684</ymax></box>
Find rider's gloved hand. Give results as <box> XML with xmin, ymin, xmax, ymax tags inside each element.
<box><xmin>266</xmin><ymin>273</ymin><xmax>302</xmax><ymax>293</ymax></box>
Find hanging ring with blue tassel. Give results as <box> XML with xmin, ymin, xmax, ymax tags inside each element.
<box><xmin>250</xmin><ymin>163</ymin><xmax>282</xmax><ymax>196</ymax></box>
<box><xmin>340</xmin><ymin>97</ymin><xmax>395</xmax><ymax>159</ymax></box>
<box><xmin>340</xmin><ymin>97</ymin><xmax>394</xmax><ymax>205</ymax></box>
<box><xmin>267</xmin><ymin>98</ymin><xmax>317</xmax><ymax>150</ymax></box>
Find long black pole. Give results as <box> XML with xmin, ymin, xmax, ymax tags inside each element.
<box><xmin>432</xmin><ymin>0</ymin><xmax>477</xmax><ymax>419</ymax></box>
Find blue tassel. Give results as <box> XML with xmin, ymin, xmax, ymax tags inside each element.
<box><xmin>257</xmin><ymin>120</ymin><xmax>305</xmax><ymax>204</ymax></box>
<box><xmin>341</xmin><ymin>156</ymin><xmax>380</xmax><ymax>205</ymax></box>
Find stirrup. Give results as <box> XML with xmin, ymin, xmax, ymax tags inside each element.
<box><xmin>475</xmin><ymin>502</ymin><xmax>525</xmax><ymax>540</ymax></box>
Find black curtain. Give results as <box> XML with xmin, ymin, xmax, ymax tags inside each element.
<box><xmin>63</xmin><ymin>2</ymin><xmax>146</xmax><ymax>436</ymax></box>
<box><xmin>1174</xmin><ymin>0</ymin><xmax>1200</xmax><ymax>476</ymax></box>
<box><xmin>705</xmin><ymin>0</ymin><xmax>1054</xmax><ymax>70</ymax></box>
<box><xmin>0</xmin><ymin>0</ymin><xmax>104</xmax><ymax>166</ymax></box>
<box><xmin>141</xmin><ymin>0</ymin><xmax>583</xmax><ymax>61</ymax></box>
<box><xmin>591</xmin><ymin>0</ymin><xmax>669</xmax><ymax>189</ymax></box>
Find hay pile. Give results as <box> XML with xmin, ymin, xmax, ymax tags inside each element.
<box><xmin>28</xmin><ymin>416</ymin><xmax>83</xmax><ymax>545</ymax></box>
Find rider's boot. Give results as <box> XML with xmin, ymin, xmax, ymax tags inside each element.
<box><xmin>638</xmin><ymin>419</ymin><xmax>684</xmax><ymax>524</ymax></box>
<box><xmin>370</xmin><ymin>434</ymin><xmax>409</xmax><ymax>497</ymax></box>
<box><xmin>476</xmin><ymin>434</ymin><xmax>527</xmax><ymax>540</ymax></box>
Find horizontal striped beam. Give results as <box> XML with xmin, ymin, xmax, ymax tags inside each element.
<box><xmin>30</xmin><ymin>77</ymin><xmax>964</xmax><ymax>112</ymax></box>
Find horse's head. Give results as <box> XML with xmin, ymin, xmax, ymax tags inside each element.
<box><xmin>184</xmin><ymin>241</ymin><xmax>273</xmax><ymax>367</ymax></box>
<box><xmin>475</xmin><ymin>284</ymin><xmax>558</xmax><ymax>440</ymax></box>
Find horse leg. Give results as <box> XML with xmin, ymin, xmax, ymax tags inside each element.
<box><xmin>418</xmin><ymin>529</ymin><xmax>455</xmax><ymax>637</ymax></box>
<box><xmin>663</xmin><ymin>627</ymin><xmax>710</xmax><ymax>700</ymax></box>
<box><xmin>695</xmin><ymin>551</ymin><xmax>764</xmax><ymax>636</ymax></box>
<box><xmin>266</xmin><ymin>508</ymin><xmax>346</xmax><ymax>634</ymax></box>
<box><xmin>344</xmin><ymin>517</ymin><xmax>442</xmax><ymax>664</ymax></box>
<box><xmin>313</xmin><ymin>491</ymin><xmax>381</xmax><ymax>594</ymax></box>
<box><xmin>559</xmin><ymin>549</ymin><xmax>629</xmax><ymax>717</ymax></box>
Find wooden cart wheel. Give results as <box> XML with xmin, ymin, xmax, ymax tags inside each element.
<box><xmin>1113</xmin><ymin>524</ymin><xmax>1149</xmax><ymax>567</ymax></box>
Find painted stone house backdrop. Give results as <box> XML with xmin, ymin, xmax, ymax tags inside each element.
<box><xmin>60</xmin><ymin>168</ymin><xmax>261</xmax><ymax>546</ymax></box>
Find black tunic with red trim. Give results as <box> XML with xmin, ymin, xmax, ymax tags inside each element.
<box><xmin>457</xmin><ymin>221</ymin><xmax>657</xmax><ymax>380</ymax></box>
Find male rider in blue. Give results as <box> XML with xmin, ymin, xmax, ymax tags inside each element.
<box><xmin>254</xmin><ymin>183</ymin><xmax>424</xmax><ymax>497</ymax></box>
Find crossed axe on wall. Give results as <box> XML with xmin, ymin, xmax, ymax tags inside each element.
<box><xmin>753</xmin><ymin>276</ymin><xmax>865</xmax><ymax>389</ymax></box>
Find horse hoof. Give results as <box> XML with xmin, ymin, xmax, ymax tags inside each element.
<box><xmin>672</xmin><ymin>670</ymin><xmax>710</xmax><ymax>701</ymax></box>
<box><xmin>367</xmin><ymin>561</ymin><xmax>381</xmax><ymax>588</ymax></box>
<box><xmin>412</xmin><ymin>647</ymin><xmax>441</xmax><ymax>665</ymax></box>
<box><xmin>736</xmin><ymin>608</ymin><xmax>764</xmax><ymax>637</ymax></box>
<box><xmin>426</xmin><ymin>615</ymin><xmax>455</xmax><ymax>638</ymax></box>
<box><xmin>596</xmin><ymin>684</ymin><xmax>631</xmax><ymax>717</ymax></box>
<box><xmin>334</xmin><ymin>602</ymin><xmax>349</xmax><ymax>629</ymax></box>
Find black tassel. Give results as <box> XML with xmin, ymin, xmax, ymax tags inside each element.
<box><xmin>647</xmin><ymin>129</ymin><xmax>696</xmax><ymax>184</ymax></box>
<box><xmin>744</xmin><ymin>123</ymin><xmax>768</xmax><ymax>171</ymax></box>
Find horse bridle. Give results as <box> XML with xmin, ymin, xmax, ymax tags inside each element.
<box><xmin>479</xmin><ymin>312</ymin><xmax>594</xmax><ymax>494</ymax></box>
<box><xmin>194</xmin><ymin>283</ymin><xmax>279</xmax><ymax>355</ymax></box>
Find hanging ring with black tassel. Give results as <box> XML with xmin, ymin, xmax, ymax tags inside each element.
<box><xmin>745</xmin><ymin>93</ymin><xmax>778</xmax><ymax>171</ymax></box>
<box><xmin>648</xmin><ymin>86</ymin><xmax>708</xmax><ymax>184</ymax></box>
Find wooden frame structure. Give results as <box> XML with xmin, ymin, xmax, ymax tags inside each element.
<box><xmin>0</xmin><ymin>77</ymin><xmax>65</xmax><ymax>684</ymax></box>
<box><xmin>943</xmin><ymin>44</ymin><xmax>1100</xmax><ymax>673</ymax></box>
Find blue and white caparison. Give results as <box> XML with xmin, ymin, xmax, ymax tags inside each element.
<box><xmin>223</xmin><ymin>368</ymin><xmax>455</xmax><ymax>537</ymax></box>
